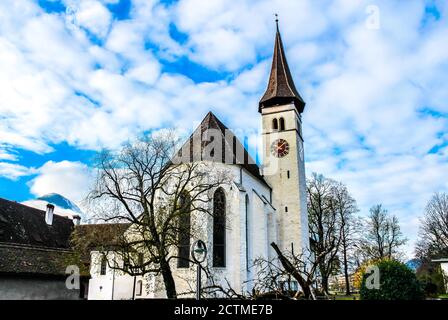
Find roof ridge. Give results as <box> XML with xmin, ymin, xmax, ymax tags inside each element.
<box><xmin>0</xmin><ymin>242</ymin><xmax>72</xmax><ymax>253</ymax></box>
<box><xmin>0</xmin><ymin>197</ymin><xmax>72</xmax><ymax>221</ymax></box>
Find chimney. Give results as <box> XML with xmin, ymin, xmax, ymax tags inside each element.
<box><xmin>73</xmin><ymin>215</ymin><xmax>81</xmax><ymax>226</ymax></box>
<box><xmin>45</xmin><ymin>204</ymin><xmax>55</xmax><ymax>225</ymax></box>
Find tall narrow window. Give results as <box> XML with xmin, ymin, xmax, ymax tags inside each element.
<box><xmin>136</xmin><ymin>280</ymin><xmax>143</xmax><ymax>296</ymax></box>
<box><xmin>213</xmin><ymin>188</ymin><xmax>226</xmax><ymax>267</ymax></box>
<box><xmin>100</xmin><ymin>256</ymin><xmax>107</xmax><ymax>275</ymax></box>
<box><xmin>177</xmin><ymin>192</ymin><xmax>191</xmax><ymax>268</ymax></box>
<box><xmin>245</xmin><ymin>194</ymin><xmax>250</xmax><ymax>271</ymax></box>
<box><xmin>279</xmin><ymin>117</ymin><xmax>285</xmax><ymax>131</ymax></box>
<box><xmin>272</xmin><ymin>118</ymin><xmax>278</xmax><ymax>130</ymax></box>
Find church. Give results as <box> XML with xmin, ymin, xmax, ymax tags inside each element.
<box><xmin>87</xmin><ymin>22</ymin><xmax>309</xmax><ymax>299</ymax></box>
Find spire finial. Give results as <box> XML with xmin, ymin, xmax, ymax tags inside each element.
<box><xmin>274</xmin><ymin>13</ymin><xmax>279</xmax><ymax>30</ymax></box>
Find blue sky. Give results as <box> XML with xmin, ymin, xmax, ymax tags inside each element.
<box><xmin>1</xmin><ymin>0</ymin><xmax>448</xmax><ymax>257</ymax></box>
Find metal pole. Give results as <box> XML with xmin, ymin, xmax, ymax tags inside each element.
<box><xmin>196</xmin><ymin>264</ymin><xmax>201</xmax><ymax>300</ymax></box>
<box><xmin>111</xmin><ymin>266</ymin><xmax>115</xmax><ymax>300</ymax></box>
<box><xmin>191</xmin><ymin>240</ymin><xmax>206</xmax><ymax>300</ymax></box>
<box><xmin>132</xmin><ymin>274</ymin><xmax>136</xmax><ymax>300</ymax></box>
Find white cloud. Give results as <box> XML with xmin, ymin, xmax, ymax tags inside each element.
<box><xmin>0</xmin><ymin>154</ymin><xmax>16</xmax><ymax>162</ymax></box>
<box><xmin>0</xmin><ymin>0</ymin><xmax>447</xmax><ymax>258</ymax></box>
<box><xmin>28</xmin><ymin>160</ymin><xmax>93</xmax><ymax>203</ymax></box>
<box><xmin>0</xmin><ymin>162</ymin><xmax>36</xmax><ymax>180</ymax></box>
<box><xmin>74</xmin><ymin>0</ymin><xmax>112</xmax><ymax>38</ymax></box>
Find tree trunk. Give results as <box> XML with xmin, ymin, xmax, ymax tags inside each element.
<box><xmin>160</xmin><ymin>258</ymin><xmax>177</xmax><ymax>299</ymax></box>
<box><xmin>342</xmin><ymin>244</ymin><xmax>351</xmax><ymax>295</ymax></box>
<box><xmin>341</xmin><ymin>229</ymin><xmax>351</xmax><ymax>296</ymax></box>
<box><xmin>321</xmin><ymin>274</ymin><xmax>329</xmax><ymax>295</ymax></box>
<box><xmin>302</xmin><ymin>283</ymin><xmax>312</xmax><ymax>300</ymax></box>
<box><xmin>270</xmin><ymin>242</ymin><xmax>313</xmax><ymax>300</ymax></box>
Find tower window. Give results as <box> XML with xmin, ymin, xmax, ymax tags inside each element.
<box><xmin>279</xmin><ymin>117</ymin><xmax>285</xmax><ymax>131</ymax></box>
<box><xmin>285</xmin><ymin>206</ymin><xmax>288</xmax><ymax>213</ymax></box>
<box><xmin>287</xmin><ymin>170</ymin><xmax>290</xmax><ymax>179</ymax></box>
<box><xmin>213</xmin><ymin>188</ymin><xmax>226</xmax><ymax>267</ymax></box>
<box><xmin>272</xmin><ymin>118</ymin><xmax>278</xmax><ymax>130</ymax></box>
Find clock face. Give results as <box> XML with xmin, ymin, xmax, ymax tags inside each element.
<box><xmin>271</xmin><ymin>139</ymin><xmax>290</xmax><ymax>158</ymax></box>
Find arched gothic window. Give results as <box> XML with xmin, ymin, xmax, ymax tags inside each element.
<box><xmin>213</xmin><ymin>188</ymin><xmax>226</xmax><ymax>267</ymax></box>
<box><xmin>279</xmin><ymin>117</ymin><xmax>285</xmax><ymax>131</ymax></box>
<box><xmin>177</xmin><ymin>192</ymin><xmax>191</xmax><ymax>268</ymax></box>
<box><xmin>272</xmin><ymin>118</ymin><xmax>278</xmax><ymax>130</ymax></box>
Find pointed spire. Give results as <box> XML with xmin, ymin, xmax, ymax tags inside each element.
<box><xmin>259</xmin><ymin>18</ymin><xmax>305</xmax><ymax>113</ymax></box>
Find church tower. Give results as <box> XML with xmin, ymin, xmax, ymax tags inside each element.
<box><xmin>259</xmin><ymin>20</ymin><xmax>309</xmax><ymax>255</ymax></box>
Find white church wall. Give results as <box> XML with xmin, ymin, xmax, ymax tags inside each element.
<box><xmin>87</xmin><ymin>162</ymin><xmax>276</xmax><ymax>299</ymax></box>
<box><xmin>88</xmin><ymin>251</ymin><xmax>138</xmax><ymax>300</ymax></box>
<box><xmin>168</xmin><ymin>163</ymin><xmax>274</xmax><ymax>297</ymax></box>
<box><xmin>441</xmin><ymin>262</ymin><xmax>448</xmax><ymax>293</ymax></box>
<box><xmin>251</xmin><ymin>193</ymin><xmax>268</xmax><ymax>263</ymax></box>
<box><xmin>238</xmin><ymin>187</ymin><xmax>250</xmax><ymax>292</ymax></box>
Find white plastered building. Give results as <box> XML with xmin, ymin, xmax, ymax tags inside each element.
<box><xmin>88</xmin><ymin>23</ymin><xmax>310</xmax><ymax>300</ymax></box>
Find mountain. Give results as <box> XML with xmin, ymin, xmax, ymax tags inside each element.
<box><xmin>36</xmin><ymin>193</ymin><xmax>82</xmax><ymax>213</ymax></box>
<box><xmin>22</xmin><ymin>193</ymin><xmax>84</xmax><ymax>221</ymax></box>
<box><xmin>406</xmin><ymin>258</ymin><xmax>422</xmax><ymax>272</ymax></box>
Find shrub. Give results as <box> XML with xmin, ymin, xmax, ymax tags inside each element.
<box><xmin>360</xmin><ymin>259</ymin><xmax>424</xmax><ymax>300</ymax></box>
<box><xmin>416</xmin><ymin>262</ymin><xmax>446</xmax><ymax>298</ymax></box>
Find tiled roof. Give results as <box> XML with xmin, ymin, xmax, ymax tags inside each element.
<box><xmin>0</xmin><ymin>198</ymin><xmax>73</xmax><ymax>248</ymax></box>
<box><xmin>73</xmin><ymin>223</ymin><xmax>131</xmax><ymax>250</ymax></box>
<box><xmin>0</xmin><ymin>244</ymin><xmax>71</xmax><ymax>276</ymax></box>
<box><xmin>0</xmin><ymin>198</ymin><xmax>75</xmax><ymax>276</ymax></box>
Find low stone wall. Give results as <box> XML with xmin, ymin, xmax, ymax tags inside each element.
<box><xmin>0</xmin><ymin>276</ymin><xmax>81</xmax><ymax>300</ymax></box>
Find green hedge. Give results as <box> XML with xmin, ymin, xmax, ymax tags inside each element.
<box><xmin>360</xmin><ymin>259</ymin><xmax>424</xmax><ymax>300</ymax></box>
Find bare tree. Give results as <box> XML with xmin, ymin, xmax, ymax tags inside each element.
<box><xmin>360</xmin><ymin>204</ymin><xmax>407</xmax><ymax>261</ymax></box>
<box><xmin>268</xmin><ymin>243</ymin><xmax>320</xmax><ymax>299</ymax></box>
<box><xmin>87</xmin><ymin>132</ymin><xmax>229</xmax><ymax>298</ymax></box>
<box><xmin>331</xmin><ymin>181</ymin><xmax>359</xmax><ymax>295</ymax></box>
<box><xmin>307</xmin><ymin>173</ymin><xmax>344</xmax><ymax>295</ymax></box>
<box><xmin>186</xmin><ymin>242</ymin><xmax>320</xmax><ymax>300</ymax></box>
<box><xmin>416</xmin><ymin>193</ymin><xmax>448</xmax><ymax>260</ymax></box>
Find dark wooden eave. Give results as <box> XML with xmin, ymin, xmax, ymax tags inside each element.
<box><xmin>259</xmin><ymin>24</ymin><xmax>305</xmax><ymax>113</ymax></box>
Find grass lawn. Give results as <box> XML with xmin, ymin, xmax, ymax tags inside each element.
<box><xmin>438</xmin><ymin>294</ymin><xmax>448</xmax><ymax>299</ymax></box>
<box><xmin>332</xmin><ymin>294</ymin><xmax>360</xmax><ymax>300</ymax></box>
